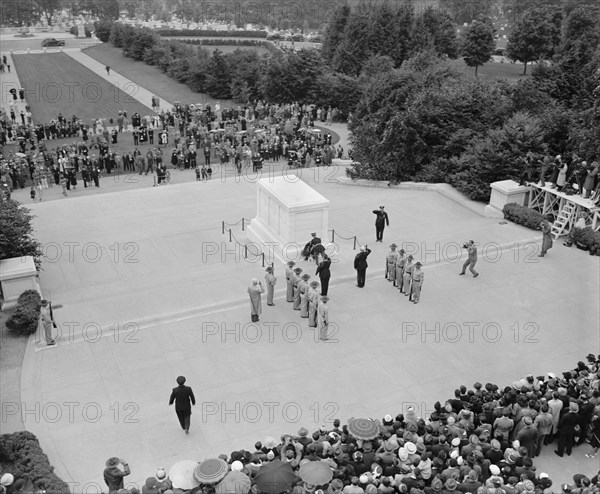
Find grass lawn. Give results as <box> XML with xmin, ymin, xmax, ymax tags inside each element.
<box><xmin>84</xmin><ymin>44</ymin><xmax>231</xmax><ymax>108</ymax></box>
<box><xmin>12</xmin><ymin>53</ymin><xmax>152</xmax><ymax>123</ymax></box>
<box><xmin>449</xmin><ymin>58</ymin><xmax>529</xmax><ymax>82</ymax></box>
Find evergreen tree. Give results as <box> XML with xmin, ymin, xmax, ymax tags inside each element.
<box><xmin>331</xmin><ymin>4</ymin><xmax>372</xmax><ymax>76</ymax></box>
<box><xmin>459</xmin><ymin>17</ymin><xmax>496</xmax><ymax>76</ymax></box>
<box><xmin>205</xmin><ymin>50</ymin><xmax>232</xmax><ymax>99</ymax></box>
<box><xmin>0</xmin><ymin>197</ymin><xmax>42</xmax><ymax>268</ymax></box>
<box><xmin>321</xmin><ymin>3</ymin><xmax>351</xmax><ymax>63</ymax></box>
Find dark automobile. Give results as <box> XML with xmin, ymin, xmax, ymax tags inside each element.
<box><xmin>41</xmin><ymin>38</ymin><xmax>66</xmax><ymax>47</ymax></box>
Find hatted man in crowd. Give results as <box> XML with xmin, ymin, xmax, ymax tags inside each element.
<box><xmin>168</xmin><ymin>376</ymin><xmax>196</xmax><ymax>434</ymax></box>
<box><xmin>248</xmin><ymin>278</ymin><xmax>264</xmax><ymax>322</ymax></box>
<box><xmin>103</xmin><ymin>457</ymin><xmax>130</xmax><ymax>493</ymax></box>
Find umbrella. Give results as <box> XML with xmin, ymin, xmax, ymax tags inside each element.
<box><xmin>194</xmin><ymin>458</ymin><xmax>229</xmax><ymax>484</ymax></box>
<box><xmin>298</xmin><ymin>462</ymin><xmax>332</xmax><ymax>485</ymax></box>
<box><xmin>254</xmin><ymin>459</ymin><xmax>297</xmax><ymax>494</ymax></box>
<box><xmin>169</xmin><ymin>460</ymin><xmax>201</xmax><ymax>490</ymax></box>
<box><xmin>308</xmin><ymin>128</ymin><xmax>321</xmax><ymax>133</ymax></box>
<box><xmin>347</xmin><ymin>417</ymin><xmax>381</xmax><ymax>440</ymax></box>
<box><xmin>216</xmin><ymin>471</ymin><xmax>251</xmax><ymax>494</ymax></box>
<box><xmin>15</xmin><ymin>152</ymin><xmax>27</xmax><ymax>158</ymax></box>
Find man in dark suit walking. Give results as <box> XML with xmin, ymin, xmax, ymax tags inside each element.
<box><xmin>169</xmin><ymin>376</ymin><xmax>196</xmax><ymax>434</ymax></box>
<box><xmin>372</xmin><ymin>206</ymin><xmax>389</xmax><ymax>242</ymax></box>
<box><xmin>354</xmin><ymin>245</ymin><xmax>372</xmax><ymax>288</ymax></box>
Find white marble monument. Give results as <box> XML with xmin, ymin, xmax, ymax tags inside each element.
<box><xmin>484</xmin><ymin>179</ymin><xmax>530</xmax><ymax>218</ymax></box>
<box><xmin>0</xmin><ymin>256</ymin><xmax>40</xmax><ymax>310</ymax></box>
<box><xmin>247</xmin><ymin>176</ymin><xmax>329</xmax><ymax>262</ymax></box>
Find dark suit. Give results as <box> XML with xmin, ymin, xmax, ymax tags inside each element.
<box><xmin>169</xmin><ymin>384</ymin><xmax>196</xmax><ymax>431</ymax></box>
<box><xmin>316</xmin><ymin>259</ymin><xmax>331</xmax><ymax>296</ymax></box>
<box><xmin>556</xmin><ymin>411</ymin><xmax>580</xmax><ymax>456</ymax></box>
<box><xmin>354</xmin><ymin>248</ymin><xmax>371</xmax><ymax>287</ymax></box>
<box><xmin>373</xmin><ymin>210</ymin><xmax>389</xmax><ymax>241</ymax></box>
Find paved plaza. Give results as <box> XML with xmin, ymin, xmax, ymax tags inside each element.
<box><xmin>1</xmin><ymin>33</ymin><xmax>599</xmax><ymax>493</ymax></box>
<box><xmin>8</xmin><ymin>163</ymin><xmax>598</xmax><ymax>491</ymax></box>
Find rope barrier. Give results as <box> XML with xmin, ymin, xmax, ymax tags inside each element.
<box><xmin>328</xmin><ymin>229</ymin><xmax>363</xmax><ymax>250</ymax></box>
<box><xmin>223</xmin><ymin>217</ymin><xmax>274</xmax><ymax>267</ymax></box>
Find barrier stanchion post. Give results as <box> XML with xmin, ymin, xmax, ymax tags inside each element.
<box><xmin>153</xmin><ymin>175</ymin><xmax>156</xmax><ymax>187</ymax></box>
<box><xmin>244</xmin><ymin>245</ymin><xmax>248</xmax><ymax>259</ymax></box>
<box><xmin>262</xmin><ymin>253</ymin><xmax>265</xmax><ymax>267</ymax></box>
<box><xmin>353</xmin><ymin>236</ymin><xmax>357</xmax><ymax>250</ymax></box>
<box><xmin>229</xmin><ymin>229</ymin><xmax>232</xmax><ymax>242</ymax></box>
<box><xmin>331</xmin><ymin>230</ymin><xmax>335</xmax><ymax>243</ymax></box>
<box><xmin>242</xmin><ymin>218</ymin><xmax>245</xmax><ymax>231</ymax></box>
<box><xmin>222</xmin><ymin>221</ymin><xmax>225</xmax><ymax>234</ymax></box>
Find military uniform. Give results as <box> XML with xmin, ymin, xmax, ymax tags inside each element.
<box><xmin>386</xmin><ymin>244</ymin><xmax>399</xmax><ymax>283</ymax></box>
<box><xmin>402</xmin><ymin>257</ymin><xmax>414</xmax><ymax>296</ymax></box>
<box><xmin>265</xmin><ymin>267</ymin><xmax>277</xmax><ymax>306</ymax></box>
<box><xmin>411</xmin><ymin>263</ymin><xmax>424</xmax><ymax>303</ymax></box>
<box><xmin>299</xmin><ymin>274</ymin><xmax>310</xmax><ymax>317</ymax></box>
<box><xmin>285</xmin><ymin>262</ymin><xmax>295</xmax><ymax>302</ymax></box>
<box><xmin>308</xmin><ymin>282</ymin><xmax>319</xmax><ymax>328</ymax></box>
<box><xmin>395</xmin><ymin>251</ymin><xmax>406</xmax><ymax>290</ymax></box>
<box><xmin>318</xmin><ymin>297</ymin><xmax>329</xmax><ymax>341</ymax></box>
<box><xmin>292</xmin><ymin>268</ymin><xmax>303</xmax><ymax>310</ymax></box>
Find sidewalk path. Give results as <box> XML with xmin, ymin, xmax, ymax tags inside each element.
<box><xmin>0</xmin><ymin>52</ymin><xmax>28</xmax><ymax>117</ymax></box>
<box><xmin>64</xmin><ymin>48</ymin><xmax>174</xmax><ymax>110</ymax></box>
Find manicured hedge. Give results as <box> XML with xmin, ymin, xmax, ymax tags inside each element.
<box><xmin>570</xmin><ymin>226</ymin><xmax>600</xmax><ymax>256</ymax></box>
<box><xmin>157</xmin><ymin>29</ymin><xmax>267</xmax><ymax>38</ymax></box>
<box><xmin>179</xmin><ymin>38</ymin><xmax>278</xmax><ymax>53</ymax></box>
<box><xmin>5</xmin><ymin>290</ymin><xmax>41</xmax><ymax>336</ymax></box>
<box><xmin>502</xmin><ymin>203</ymin><xmax>546</xmax><ymax>230</ymax></box>
<box><xmin>0</xmin><ymin>431</ymin><xmax>70</xmax><ymax>494</ymax></box>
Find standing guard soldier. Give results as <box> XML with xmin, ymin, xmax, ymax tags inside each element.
<box><xmin>265</xmin><ymin>266</ymin><xmax>277</xmax><ymax>306</ymax></box>
<box><xmin>402</xmin><ymin>255</ymin><xmax>414</xmax><ymax>296</ymax></box>
<box><xmin>292</xmin><ymin>267</ymin><xmax>303</xmax><ymax>310</ymax></box>
<box><xmin>411</xmin><ymin>262</ymin><xmax>424</xmax><ymax>304</ymax></box>
<box><xmin>308</xmin><ymin>281</ymin><xmax>319</xmax><ymax>328</ymax></box>
<box><xmin>285</xmin><ymin>261</ymin><xmax>295</xmax><ymax>302</ymax></box>
<box><xmin>385</xmin><ymin>243</ymin><xmax>399</xmax><ymax>283</ymax></box>
<box><xmin>395</xmin><ymin>249</ymin><xmax>406</xmax><ymax>290</ymax></box>
<box><xmin>299</xmin><ymin>274</ymin><xmax>310</xmax><ymax>318</ymax></box>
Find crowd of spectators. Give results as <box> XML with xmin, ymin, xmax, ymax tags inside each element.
<box><xmin>0</xmin><ymin>100</ymin><xmax>344</xmax><ymax>198</ymax></box>
<box><xmin>3</xmin><ymin>355</ymin><xmax>597</xmax><ymax>494</ymax></box>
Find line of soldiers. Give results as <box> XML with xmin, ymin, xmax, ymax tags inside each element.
<box><xmin>285</xmin><ymin>261</ymin><xmax>329</xmax><ymax>341</ymax></box>
<box><xmin>385</xmin><ymin>244</ymin><xmax>424</xmax><ymax>304</ymax></box>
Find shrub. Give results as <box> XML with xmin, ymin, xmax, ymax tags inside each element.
<box><xmin>570</xmin><ymin>227</ymin><xmax>600</xmax><ymax>255</ymax></box>
<box><xmin>94</xmin><ymin>19</ymin><xmax>113</xmax><ymax>42</ymax></box>
<box><xmin>5</xmin><ymin>290</ymin><xmax>42</xmax><ymax>336</ymax></box>
<box><xmin>502</xmin><ymin>203</ymin><xmax>545</xmax><ymax>230</ymax></box>
<box><xmin>0</xmin><ymin>431</ymin><xmax>70</xmax><ymax>494</ymax></box>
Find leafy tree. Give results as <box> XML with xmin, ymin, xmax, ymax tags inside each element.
<box><xmin>315</xmin><ymin>72</ymin><xmax>362</xmax><ymax>120</ymax></box>
<box><xmin>460</xmin><ymin>17</ymin><xmax>496</xmax><ymax>75</ymax></box>
<box><xmin>386</xmin><ymin>4</ymin><xmax>415</xmax><ymax>66</ymax></box>
<box><xmin>94</xmin><ymin>19</ymin><xmax>113</xmax><ymax>42</ymax></box>
<box><xmin>506</xmin><ymin>7</ymin><xmax>561</xmax><ymax>74</ymax></box>
<box><xmin>125</xmin><ymin>29</ymin><xmax>159</xmax><ymax>60</ymax></box>
<box><xmin>438</xmin><ymin>0</ymin><xmax>494</xmax><ymax>24</ymax></box>
<box><xmin>35</xmin><ymin>0</ymin><xmax>62</xmax><ymax>26</ymax></box>
<box><xmin>0</xmin><ymin>197</ymin><xmax>42</xmax><ymax>268</ymax></box>
<box><xmin>410</xmin><ymin>7</ymin><xmax>459</xmax><ymax>59</ymax></box>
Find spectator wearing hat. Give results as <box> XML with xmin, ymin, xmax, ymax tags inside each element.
<box><xmin>493</xmin><ymin>409</ymin><xmax>514</xmax><ymax>442</ymax></box>
<box><xmin>318</xmin><ymin>296</ymin><xmax>329</xmax><ymax>341</ymax></box>
<box><xmin>534</xmin><ymin>404</ymin><xmax>553</xmax><ymax>453</ymax></box>
<box><xmin>308</xmin><ymin>281</ymin><xmax>320</xmax><ymax>328</ymax></box>
<box><xmin>395</xmin><ymin>249</ymin><xmax>406</xmax><ymax>290</ymax></box>
<box><xmin>457</xmin><ymin>470</ymin><xmax>480</xmax><ymax>493</ymax></box>
<box><xmin>286</xmin><ymin>261</ymin><xmax>296</xmax><ymax>302</ymax></box>
<box><xmin>168</xmin><ymin>376</ymin><xmax>196</xmax><ymax>433</ymax></box>
<box><xmin>154</xmin><ymin>468</ymin><xmax>172</xmax><ymax>493</ymax></box>
<box><xmin>516</xmin><ymin>417</ymin><xmax>537</xmax><ymax>458</ymax></box>
<box><xmin>555</xmin><ymin>402</ymin><xmax>581</xmax><ymax>457</ymax></box>
<box><xmin>299</xmin><ymin>274</ymin><xmax>311</xmax><ymax>317</ymax></box>
<box><xmin>372</xmin><ymin>206</ymin><xmax>389</xmax><ymax>242</ymax></box>
<box><xmin>385</xmin><ymin>244</ymin><xmax>399</xmax><ymax>283</ymax></box>
<box><xmin>103</xmin><ymin>457</ymin><xmax>130</xmax><ymax>493</ymax></box>
<box><xmin>265</xmin><ymin>266</ymin><xmax>277</xmax><ymax>306</ymax></box>
<box><xmin>39</xmin><ymin>299</ymin><xmax>56</xmax><ymax>346</ymax></box>
<box><xmin>142</xmin><ymin>477</ymin><xmax>160</xmax><ymax>494</ymax></box>
<box><xmin>538</xmin><ymin>217</ymin><xmax>553</xmax><ymax>257</ymax></box>
<box><xmin>248</xmin><ymin>278</ymin><xmax>265</xmax><ymax>322</ymax></box>
<box><xmin>296</xmin><ymin>427</ymin><xmax>313</xmax><ymax>449</ymax></box>
<box><xmin>548</xmin><ymin>391</ymin><xmax>564</xmax><ymax>439</ymax></box>
<box><xmin>354</xmin><ymin>245</ymin><xmax>371</xmax><ymax>288</ymax></box>
<box><xmin>293</xmin><ymin>268</ymin><xmax>303</xmax><ymax>310</ymax></box>
<box><xmin>316</xmin><ymin>254</ymin><xmax>331</xmax><ymax>296</ymax></box>
<box><xmin>411</xmin><ymin>262</ymin><xmax>424</xmax><ymax>303</ymax></box>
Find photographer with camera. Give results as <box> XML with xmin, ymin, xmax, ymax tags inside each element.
<box><xmin>459</xmin><ymin>240</ymin><xmax>479</xmax><ymax>278</ymax></box>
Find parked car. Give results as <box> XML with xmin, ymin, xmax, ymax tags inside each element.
<box><xmin>41</xmin><ymin>38</ymin><xmax>66</xmax><ymax>47</ymax></box>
